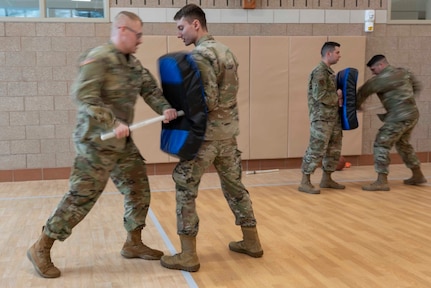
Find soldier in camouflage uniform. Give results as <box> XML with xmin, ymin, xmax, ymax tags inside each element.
<box><xmin>357</xmin><ymin>54</ymin><xmax>426</xmax><ymax>191</ymax></box>
<box><xmin>299</xmin><ymin>41</ymin><xmax>345</xmax><ymax>195</ymax></box>
<box><xmin>27</xmin><ymin>11</ymin><xmax>178</xmax><ymax>278</ymax></box>
<box><xmin>160</xmin><ymin>4</ymin><xmax>263</xmax><ymax>273</ymax></box>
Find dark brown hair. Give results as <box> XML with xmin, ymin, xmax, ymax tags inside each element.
<box><xmin>174</xmin><ymin>4</ymin><xmax>207</xmax><ymax>31</ymax></box>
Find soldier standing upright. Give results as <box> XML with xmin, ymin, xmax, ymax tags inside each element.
<box><xmin>160</xmin><ymin>4</ymin><xmax>263</xmax><ymax>273</ymax></box>
<box><xmin>357</xmin><ymin>54</ymin><xmax>426</xmax><ymax>191</ymax></box>
<box><xmin>299</xmin><ymin>41</ymin><xmax>345</xmax><ymax>194</ymax></box>
<box><xmin>27</xmin><ymin>11</ymin><xmax>178</xmax><ymax>278</ymax></box>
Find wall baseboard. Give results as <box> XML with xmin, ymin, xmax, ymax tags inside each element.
<box><xmin>1</xmin><ymin>152</ymin><xmax>429</xmax><ymax>183</ymax></box>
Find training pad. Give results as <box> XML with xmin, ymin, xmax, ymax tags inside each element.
<box><xmin>158</xmin><ymin>52</ymin><xmax>207</xmax><ymax>160</ymax></box>
<box><xmin>337</xmin><ymin>67</ymin><xmax>359</xmax><ymax>130</ymax></box>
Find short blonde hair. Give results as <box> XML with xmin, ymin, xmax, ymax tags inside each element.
<box><xmin>112</xmin><ymin>11</ymin><xmax>142</xmax><ymax>32</ymax></box>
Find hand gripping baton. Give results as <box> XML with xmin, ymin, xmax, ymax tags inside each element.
<box><xmin>101</xmin><ymin>110</ymin><xmax>185</xmax><ymax>141</ymax></box>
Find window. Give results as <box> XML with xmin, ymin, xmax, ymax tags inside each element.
<box><xmin>389</xmin><ymin>0</ymin><xmax>431</xmax><ymax>23</ymax></box>
<box><xmin>0</xmin><ymin>0</ymin><xmax>108</xmax><ymax>21</ymax></box>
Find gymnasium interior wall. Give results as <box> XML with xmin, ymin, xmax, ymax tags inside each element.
<box><xmin>1</xmin><ymin>0</ymin><xmax>430</xmax><ymax>181</ymax></box>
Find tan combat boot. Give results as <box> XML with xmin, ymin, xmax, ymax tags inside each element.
<box><xmin>404</xmin><ymin>167</ymin><xmax>427</xmax><ymax>185</ymax></box>
<box><xmin>320</xmin><ymin>171</ymin><xmax>346</xmax><ymax>189</ymax></box>
<box><xmin>229</xmin><ymin>226</ymin><xmax>263</xmax><ymax>258</ymax></box>
<box><xmin>160</xmin><ymin>235</ymin><xmax>200</xmax><ymax>272</ymax></box>
<box><xmin>298</xmin><ymin>173</ymin><xmax>320</xmax><ymax>194</ymax></box>
<box><xmin>121</xmin><ymin>227</ymin><xmax>164</xmax><ymax>260</ymax></box>
<box><xmin>27</xmin><ymin>227</ymin><xmax>61</xmax><ymax>278</ymax></box>
<box><xmin>362</xmin><ymin>173</ymin><xmax>390</xmax><ymax>191</ymax></box>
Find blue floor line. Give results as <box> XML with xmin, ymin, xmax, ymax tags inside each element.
<box><xmin>149</xmin><ymin>208</ymin><xmax>199</xmax><ymax>288</ymax></box>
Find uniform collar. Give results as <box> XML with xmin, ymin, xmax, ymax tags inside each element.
<box><xmin>107</xmin><ymin>41</ymin><xmax>131</xmax><ymax>65</ymax></box>
<box><xmin>319</xmin><ymin>61</ymin><xmax>335</xmax><ymax>74</ymax></box>
<box><xmin>196</xmin><ymin>34</ymin><xmax>214</xmax><ymax>46</ymax></box>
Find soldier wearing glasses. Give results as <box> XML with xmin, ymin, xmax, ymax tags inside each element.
<box><xmin>27</xmin><ymin>11</ymin><xmax>177</xmax><ymax>278</ymax></box>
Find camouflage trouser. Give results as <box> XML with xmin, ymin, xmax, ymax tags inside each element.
<box><xmin>301</xmin><ymin>119</ymin><xmax>343</xmax><ymax>174</ymax></box>
<box><xmin>45</xmin><ymin>140</ymin><xmax>151</xmax><ymax>241</ymax></box>
<box><xmin>172</xmin><ymin>138</ymin><xmax>257</xmax><ymax>237</ymax></box>
<box><xmin>374</xmin><ymin>119</ymin><xmax>420</xmax><ymax>174</ymax></box>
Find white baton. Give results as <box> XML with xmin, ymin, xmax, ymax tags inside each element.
<box><xmin>101</xmin><ymin>110</ymin><xmax>185</xmax><ymax>141</ymax></box>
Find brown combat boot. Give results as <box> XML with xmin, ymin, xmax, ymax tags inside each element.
<box><xmin>404</xmin><ymin>167</ymin><xmax>427</xmax><ymax>185</ymax></box>
<box><xmin>27</xmin><ymin>227</ymin><xmax>61</xmax><ymax>278</ymax></box>
<box><xmin>298</xmin><ymin>173</ymin><xmax>320</xmax><ymax>194</ymax></box>
<box><xmin>320</xmin><ymin>171</ymin><xmax>346</xmax><ymax>189</ymax></box>
<box><xmin>362</xmin><ymin>173</ymin><xmax>390</xmax><ymax>191</ymax></box>
<box><xmin>229</xmin><ymin>226</ymin><xmax>263</xmax><ymax>258</ymax></box>
<box><xmin>160</xmin><ymin>235</ymin><xmax>200</xmax><ymax>272</ymax></box>
<box><xmin>121</xmin><ymin>227</ymin><xmax>163</xmax><ymax>260</ymax></box>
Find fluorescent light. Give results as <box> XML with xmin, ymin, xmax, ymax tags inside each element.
<box><xmin>72</xmin><ymin>0</ymin><xmax>91</xmax><ymax>2</ymax></box>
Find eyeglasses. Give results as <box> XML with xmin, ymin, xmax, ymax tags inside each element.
<box><xmin>119</xmin><ymin>26</ymin><xmax>143</xmax><ymax>39</ymax></box>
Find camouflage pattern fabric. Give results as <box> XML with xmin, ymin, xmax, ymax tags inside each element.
<box><xmin>307</xmin><ymin>61</ymin><xmax>340</xmax><ymax>122</ymax></box>
<box><xmin>191</xmin><ymin>35</ymin><xmax>240</xmax><ymax>140</ymax></box>
<box><xmin>357</xmin><ymin>65</ymin><xmax>422</xmax><ymax>173</ymax></box>
<box><xmin>302</xmin><ymin>61</ymin><xmax>342</xmax><ymax>174</ymax></box>
<box><xmin>372</xmin><ymin>119</ymin><xmax>420</xmax><ymax>173</ymax></box>
<box><xmin>301</xmin><ymin>119</ymin><xmax>343</xmax><ymax>174</ymax></box>
<box><xmin>72</xmin><ymin>42</ymin><xmax>172</xmax><ymax>152</ymax></box>
<box><xmin>173</xmin><ymin>139</ymin><xmax>257</xmax><ymax>236</ymax></box>
<box><xmin>172</xmin><ymin>35</ymin><xmax>257</xmax><ymax>236</ymax></box>
<box><xmin>45</xmin><ymin>140</ymin><xmax>151</xmax><ymax>241</ymax></box>
<box><xmin>44</xmin><ymin>42</ymin><xmax>172</xmax><ymax>241</ymax></box>
<box><xmin>357</xmin><ymin>65</ymin><xmax>421</xmax><ymax>123</ymax></box>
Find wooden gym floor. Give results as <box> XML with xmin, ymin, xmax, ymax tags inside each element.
<box><xmin>1</xmin><ymin>163</ymin><xmax>431</xmax><ymax>288</ymax></box>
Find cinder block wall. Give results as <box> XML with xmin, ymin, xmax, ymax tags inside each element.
<box><xmin>1</xmin><ymin>0</ymin><xmax>430</xmax><ymax>181</ymax></box>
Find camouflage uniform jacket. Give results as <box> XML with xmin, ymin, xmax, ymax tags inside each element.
<box><xmin>192</xmin><ymin>35</ymin><xmax>240</xmax><ymax>140</ymax></box>
<box><xmin>357</xmin><ymin>65</ymin><xmax>421</xmax><ymax>122</ymax></box>
<box><xmin>71</xmin><ymin>42</ymin><xmax>172</xmax><ymax>151</ymax></box>
<box><xmin>307</xmin><ymin>61</ymin><xmax>339</xmax><ymax>122</ymax></box>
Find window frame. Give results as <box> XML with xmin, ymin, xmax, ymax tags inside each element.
<box><xmin>0</xmin><ymin>0</ymin><xmax>109</xmax><ymax>22</ymax></box>
<box><xmin>387</xmin><ymin>0</ymin><xmax>431</xmax><ymax>24</ymax></box>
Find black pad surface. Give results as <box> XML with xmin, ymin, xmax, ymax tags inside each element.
<box><xmin>337</xmin><ymin>67</ymin><xmax>359</xmax><ymax>130</ymax></box>
<box><xmin>158</xmin><ymin>52</ymin><xmax>207</xmax><ymax>160</ymax></box>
